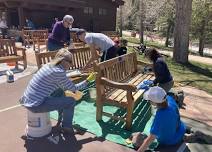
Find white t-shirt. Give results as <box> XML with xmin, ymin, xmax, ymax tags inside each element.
<box><xmin>0</xmin><ymin>20</ymin><xmax>8</xmax><ymax>29</ymax></box>
<box><xmin>85</xmin><ymin>33</ymin><xmax>115</xmax><ymax>52</ymax></box>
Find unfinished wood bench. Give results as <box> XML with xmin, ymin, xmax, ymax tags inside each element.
<box><xmin>22</xmin><ymin>29</ymin><xmax>34</xmax><ymax>47</ymax></box>
<box><xmin>35</xmin><ymin>47</ymin><xmax>95</xmax><ymax>82</ymax></box>
<box><xmin>0</xmin><ymin>39</ymin><xmax>27</xmax><ymax>69</ymax></box>
<box><xmin>101</xmin><ymin>31</ymin><xmax>119</xmax><ymax>40</ymax></box>
<box><xmin>32</xmin><ymin>29</ymin><xmax>48</xmax><ymax>52</ymax></box>
<box><xmin>94</xmin><ymin>52</ymin><xmax>154</xmax><ymax>130</ymax></box>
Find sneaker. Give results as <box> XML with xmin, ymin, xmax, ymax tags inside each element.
<box><xmin>61</xmin><ymin>127</ymin><xmax>75</xmax><ymax>134</ymax></box>
<box><xmin>194</xmin><ymin>131</ymin><xmax>212</xmax><ymax>144</ymax></box>
<box><xmin>184</xmin><ymin>134</ymin><xmax>197</xmax><ymax>143</ymax></box>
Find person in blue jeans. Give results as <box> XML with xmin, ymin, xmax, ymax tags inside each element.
<box><xmin>137</xmin><ymin>86</ymin><xmax>186</xmax><ymax>152</ymax></box>
<box><xmin>20</xmin><ymin>48</ymin><xmax>95</xmax><ymax>134</ymax></box>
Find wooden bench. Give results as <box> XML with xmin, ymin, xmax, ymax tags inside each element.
<box><xmin>32</xmin><ymin>30</ymin><xmax>48</xmax><ymax>52</ymax></box>
<box><xmin>70</xmin><ymin>32</ymin><xmax>80</xmax><ymax>43</ymax></box>
<box><xmin>35</xmin><ymin>47</ymin><xmax>94</xmax><ymax>82</ymax></box>
<box><xmin>94</xmin><ymin>52</ymin><xmax>154</xmax><ymax>130</ymax></box>
<box><xmin>35</xmin><ymin>47</ymin><xmax>91</xmax><ymax>69</ymax></box>
<box><xmin>22</xmin><ymin>29</ymin><xmax>34</xmax><ymax>47</ymax></box>
<box><xmin>73</xmin><ymin>42</ymin><xmax>86</xmax><ymax>48</ymax></box>
<box><xmin>0</xmin><ymin>39</ymin><xmax>27</xmax><ymax>69</ymax></box>
<box><xmin>101</xmin><ymin>31</ymin><xmax>119</xmax><ymax>40</ymax></box>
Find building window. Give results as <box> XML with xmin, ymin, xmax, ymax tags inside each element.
<box><xmin>99</xmin><ymin>8</ymin><xmax>107</xmax><ymax>15</ymax></box>
<box><xmin>84</xmin><ymin>7</ymin><xmax>93</xmax><ymax>14</ymax></box>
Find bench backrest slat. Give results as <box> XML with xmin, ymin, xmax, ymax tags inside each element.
<box><xmin>95</xmin><ymin>52</ymin><xmax>138</xmax><ymax>95</ymax></box>
<box><xmin>32</xmin><ymin>30</ymin><xmax>48</xmax><ymax>40</ymax></box>
<box><xmin>0</xmin><ymin>39</ymin><xmax>17</xmax><ymax>57</ymax></box>
<box><xmin>35</xmin><ymin>47</ymin><xmax>92</xmax><ymax>70</ymax></box>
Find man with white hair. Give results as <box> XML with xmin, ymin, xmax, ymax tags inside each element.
<box><xmin>48</xmin><ymin>15</ymin><xmax>74</xmax><ymax>51</ymax></box>
<box><xmin>136</xmin><ymin>86</ymin><xmax>186</xmax><ymax>152</ymax></box>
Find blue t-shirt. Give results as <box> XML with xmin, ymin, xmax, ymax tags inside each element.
<box><xmin>150</xmin><ymin>95</ymin><xmax>186</xmax><ymax>145</ymax></box>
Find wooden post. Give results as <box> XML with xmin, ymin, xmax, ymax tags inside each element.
<box><xmin>126</xmin><ymin>91</ymin><xmax>134</xmax><ymax>130</ymax></box>
<box><xmin>18</xmin><ymin>7</ymin><xmax>25</xmax><ymax>29</ymax></box>
<box><xmin>93</xmin><ymin>62</ymin><xmax>104</xmax><ymax>121</ymax></box>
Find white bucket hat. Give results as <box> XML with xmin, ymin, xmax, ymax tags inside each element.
<box><xmin>143</xmin><ymin>86</ymin><xmax>167</xmax><ymax>103</ymax></box>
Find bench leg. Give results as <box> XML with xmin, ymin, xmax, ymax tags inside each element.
<box><xmin>15</xmin><ymin>61</ymin><xmax>18</xmax><ymax>69</ymax></box>
<box><xmin>96</xmin><ymin>100</ymin><xmax>103</xmax><ymax>121</ymax></box>
<box><xmin>126</xmin><ymin>105</ymin><xmax>134</xmax><ymax>130</ymax></box>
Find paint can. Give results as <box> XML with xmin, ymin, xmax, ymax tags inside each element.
<box><xmin>6</xmin><ymin>70</ymin><xmax>14</xmax><ymax>83</ymax></box>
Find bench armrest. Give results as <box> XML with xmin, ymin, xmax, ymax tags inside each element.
<box><xmin>16</xmin><ymin>47</ymin><xmax>26</xmax><ymax>52</ymax></box>
<box><xmin>16</xmin><ymin>47</ymin><xmax>26</xmax><ymax>56</ymax></box>
<box><xmin>101</xmin><ymin>77</ymin><xmax>137</xmax><ymax>92</ymax></box>
<box><xmin>137</xmin><ymin>60</ymin><xmax>150</xmax><ymax>66</ymax></box>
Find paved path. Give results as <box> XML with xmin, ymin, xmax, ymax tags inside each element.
<box><xmin>159</xmin><ymin>50</ymin><xmax>212</xmax><ymax>65</ymax></box>
<box><xmin>123</xmin><ymin>31</ymin><xmax>212</xmax><ymax>56</ymax></box>
<box><xmin>124</xmin><ymin>31</ymin><xmax>212</xmax><ymax>65</ymax></box>
<box><xmin>128</xmin><ymin>42</ymin><xmax>212</xmax><ymax>65</ymax></box>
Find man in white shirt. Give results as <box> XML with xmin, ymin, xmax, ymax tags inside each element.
<box><xmin>77</xmin><ymin>29</ymin><xmax>118</xmax><ymax>69</ymax></box>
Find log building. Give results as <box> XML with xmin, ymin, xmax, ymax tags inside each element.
<box><xmin>0</xmin><ymin>0</ymin><xmax>124</xmax><ymax>32</ymax></box>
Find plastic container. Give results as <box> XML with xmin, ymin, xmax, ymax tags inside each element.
<box><xmin>26</xmin><ymin>110</ymin><xmax>52</xmax><ymax>138</ymax></box>
<box><xmin>89</xmin><ymin>88</ymin><xmax>97</xmax><ymax>100</ymax></box>
<box><xmin>6</xmin><ymin>70</ymin><xmax>14</xmax><ymax>83</ymax></box>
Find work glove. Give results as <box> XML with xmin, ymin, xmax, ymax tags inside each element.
<box><xmin>86</xmin><ymin>72</ymin><xmax>96</xmax><ymax>83</ymax></box>
<box><xmin>136</xmin><ymin>82</ymin><xmax>149</xmax><ymax>91</ymax></box>
<box><xmin>143</xmin><ymin>80</ymin><xmax>154</xmax><ymax>86</ymax></box>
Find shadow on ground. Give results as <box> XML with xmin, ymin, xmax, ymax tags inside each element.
<box><xmin>21</xmin><ymin>130</ymin><xmax>105</xmax><ymax>152</ymax></box>
<box><xmin>183</xmin><ymin>62</ymin><xmax>212</xmax><ymax>78</ymax></box>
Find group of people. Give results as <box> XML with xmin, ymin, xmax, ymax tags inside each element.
<box><xmin>47</xmin><ymin>15</ymin><xmax>128</xmax><ymax>67</ymax></box>
<box><xmin>20</xmin><ymin>14</ymin><xmax>189</xmax><ymax>151</ymax></box>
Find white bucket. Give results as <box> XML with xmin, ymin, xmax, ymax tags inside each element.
<box><xmin>89</xmin><ymin>88</ymin><xmax>97</xmax><ymax>99</ymax></box>
<box><xmin>26</xmin><ymin>110</ymin><xmax>52</xmax><ymax>138</ymax></box>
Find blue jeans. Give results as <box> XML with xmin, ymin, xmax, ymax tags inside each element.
<box><xmin>27</xmin><ymin>90</ymin><xmax>76</xmax><ymax>128</ymax></box>
<box><xmin>47</xmin><ymin>41</ymin><xmax>63</xmax><ymax>51</ymax></box>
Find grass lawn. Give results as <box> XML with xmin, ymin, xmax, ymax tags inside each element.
<box><xmin>124</xmin><ymin>36</ymin><xmax>173</xmax><ymax>51</ymax></box>
<box><xmin>128</xmin><ymin>47</ymin><xmax>212</xmax><ymax>95</ymax></box>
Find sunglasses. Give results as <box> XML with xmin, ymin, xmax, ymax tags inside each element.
<box><xmin>65</xmin><ymin>20</ymin><xmax>72</xmax><ymax>26</ymax></box>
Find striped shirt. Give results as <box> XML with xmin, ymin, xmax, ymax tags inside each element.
<box><xmin>21</xmin><ymin>64</ymin><xmax>87</xmax><ymax>107</ymax></box>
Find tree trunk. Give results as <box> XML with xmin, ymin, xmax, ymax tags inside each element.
<box><xmin>173</xmin><ymin>0</ymin><xmax>192</xmax><ymax>63</ymax></box>
<box><xmin>199</xmin><ymin>36</ymin><xmax>205</xmax><ymax>56</ymax></box>
<box><xmin>165</xmin><ymin>22</ymin><xmax>172</xmax><ymax>47</ymax></box>
<box><xmin>199</xmin><ymin>19</ymin><xmax>206</xmax><ymax>56</ymax></box>
<box><xmin>198</xmin><ymin>1</ymin><xmax>209</xmax><ymax>57</ymax></box>
<box><xmin>119</xmin><ymin>5</ymin><xmax>123</xmax><ymax>37</ymax></box>
<box><xmin>139</xmin><ymin>0</ymin><xmax>145</xmax><ymax>44</ymax></box>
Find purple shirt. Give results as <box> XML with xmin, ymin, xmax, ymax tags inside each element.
<box><xmin>48</xmin><ymin>21</ymin><xmax>70</xmax><ymax>46</ymax></box>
